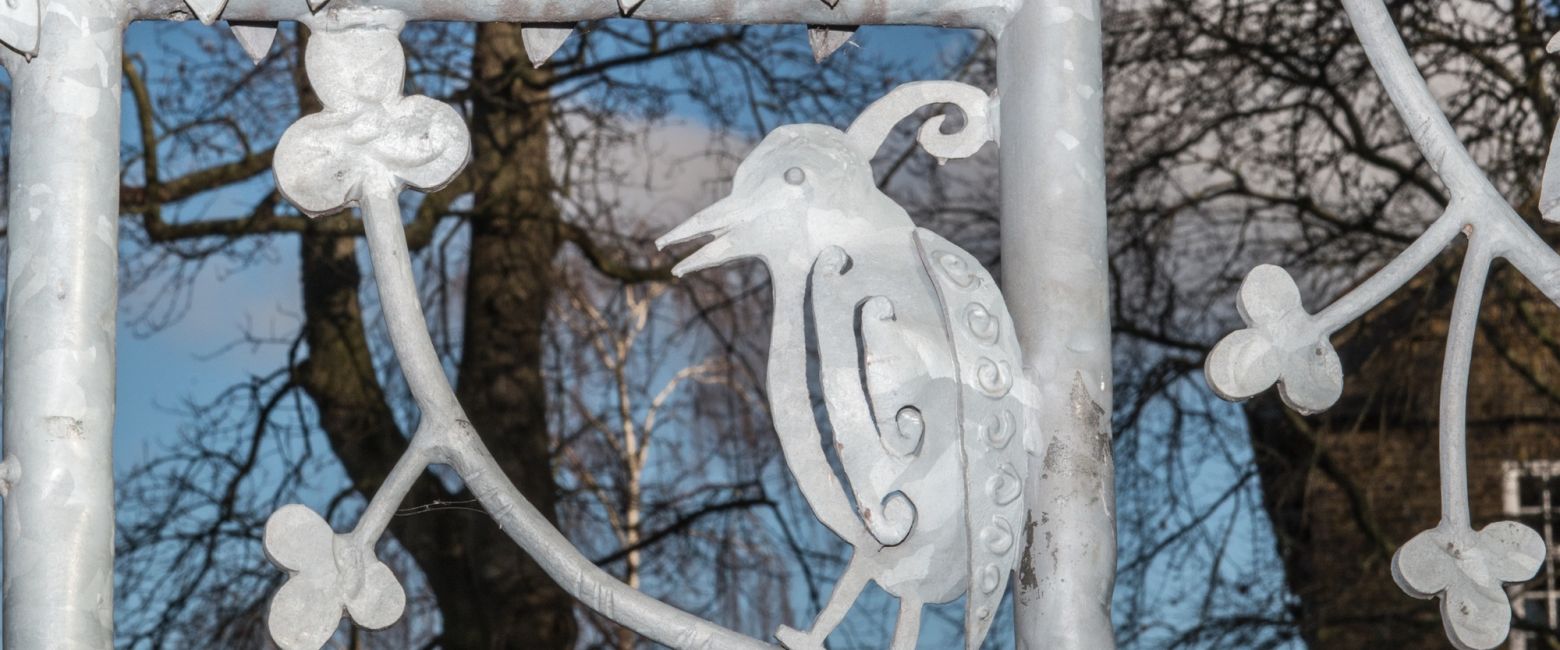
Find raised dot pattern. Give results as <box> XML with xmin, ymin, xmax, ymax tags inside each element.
<box><xmin>918</xmin><ymin>228</ymin><xmax>1028</xmax><ymax>639</ymax></box>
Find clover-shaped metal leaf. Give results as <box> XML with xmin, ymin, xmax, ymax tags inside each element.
<box><xmin>265</xmin><ymin>505</ymin><xmax>406</xmax><ymax>650</ymax></box>
<box><xmin>1391</xmin><ymin>521</ymin><xmax>1545</xmax><ymax>650</ymax></box>
<box><xmin>273</xmin><ymin>25</ymin><xmax>470</xmax><ymax>216</ymax></box>
<box><xmin>1205</xmin><ymin>264</ymin><xmax>1342</xmax><ymax>414</ymax></box>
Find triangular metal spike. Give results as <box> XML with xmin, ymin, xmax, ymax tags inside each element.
<box><xmin>522</xmin><ymin>23</ymin><xmax>574</xmax><ymax>68</ymax></box>
<box><xmin>307</xmin><ymin>0</ymin><xmax>330</xmax><ymax>11</ymax></box>
<box><xmin>808</xmin><ymin>25</ymin><xmax>857</xmax><ymax>63</ymax></box>
<box><xmin>618</xmin><ymin>0</ymin><xmax>646</xmax><ymax>15</ymax></box>
<box><xmin>0</xmin><ymin>0</ymin><xmax>40</xmax><ymax>55</ymax></box>
<box><xmin>185</xmin><ymin>0</ymin><xmax>228</xmax><ymax>25</ymax></box>
<box><xmin>229</xmin><ymin>22</ymin><xmax>277</xmax><ymax>65</ymax></box>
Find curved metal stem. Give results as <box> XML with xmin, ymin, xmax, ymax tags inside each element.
<box><xmin>1438</xmin><ymin>238</ymin><xmax>1490</xmax><ymax>529</ymax></box>
<box><xmin>354</xmin><ymin>187</ymin><xmax>775</xmax><ymax>650</ymax></box>
<box><xmin>1338</xmin><ymin>0</ymin><xmax>1494</xmax><ymax>199</ymax></box>
<box><xmin>1311</xmin><ymin>207</ymin><xmax>1466</xmax><ymax>335</ymax></box>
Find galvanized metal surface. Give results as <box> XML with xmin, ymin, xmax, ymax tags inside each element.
<box><xmin>0</xmin><ymin>0</ymin><xmax>127</xmax><ymax>647</ymax></box>
<box><xmin>1204</xmin><ymin>0</ymin><xmax>1560</xmax><ymax>647</ymax></box>
<box><xmin>8</xmin><ymin>0</ymin><xmax>1560</xmax><ymax>645</ymax></box>
<box><xmin>262</xmin><ymin>15</ymin><xmax>774</xmax><ymax>650</ymax></box>
<box><xmin>656</xmin><ymin>81</ymin><xmax>1025</xmax><ymax>650</ymax></box>
<box><xmin>0</xmin><ymin>0</ymin><xmax>1115</xmax><ymax>649</ymax></box>
<box><xmin>129</xmin><ymin>0</ymin><xmax>1019</xmax><ymax>34</ymax></box>
<box><xmin>261</xmin><ymin>28</ymin><xmax>1041</xmax><ymax>645</ymax></box>
<box><xmin>995</xmin><ymin>0</ymin><xmax>1116</xmax><ymax>648</ymax></box>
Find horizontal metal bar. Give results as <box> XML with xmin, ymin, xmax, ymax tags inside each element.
<box><xmin>129</xmin><ymin>0</ymin><xmax>1015</xmax><ymax>33</ymax></box>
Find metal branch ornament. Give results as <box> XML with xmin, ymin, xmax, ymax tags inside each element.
<box><xmin>264</xmin><ymin>14</ymin><xmax>452</xmax><ymax>647</ymax></box>
<box><xmin>265</xmin><ymin>505</ymin><xmax>406</xmax><ymax>649</ymax></box>
<box><xmin>1204</xmin><ymin>0</ymin><xmax>1560</xmax><ymax>647</ymax></box>
<box><xmin>1205</xmin><ymin>264</ymin><xmax>1342</xmax><ymax>414</ymax></box>
<box><xmin>273</xmin><ymin>19</ymin><xmax>468</xmax><ymax>216</ymax></box>
<box><xmin>657</xmin><ymin>81</ymin><xmax>1031</xmax><ymax>650</ymax></box>
<box><xmin>267</xmin><ymin>12</ymin><xmax>795</xmax><ymax>650</ymax></box>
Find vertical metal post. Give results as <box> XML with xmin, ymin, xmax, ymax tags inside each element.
<box><xmin>2</xmin><ymin>0</ymin><xmax>125</xmax><ymax>647</ymax></box>
<box><xmin>999</xmin><ymin>0</ymin><xmax>1116</xmax><ymax>646</ymax></box>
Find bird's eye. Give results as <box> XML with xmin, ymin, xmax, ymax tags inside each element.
<box><xmin>784</xmin><ymin>167</ymin><xmax>806</xmax><ymax>185</ymax></box>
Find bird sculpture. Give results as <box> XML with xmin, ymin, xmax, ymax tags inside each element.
<box><xmin>656</xmin><ymin>82</ymin><xmax>1035</xmax><ymax>650</ymax></box>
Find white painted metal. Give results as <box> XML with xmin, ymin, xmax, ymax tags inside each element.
<box><xmin>1204</xmin><ymin>0</ymin><xmax>1560</xmax><ymax>647</ymax></box>
<box><xmin>996</xmin><ymin>0</ymin><xmax>1116</xmax><ymax>648</ymax></box>
<box><xmin>0</xmin><ymin>0</ymin><xmax>128</xmax><ymax>647</ymax></box>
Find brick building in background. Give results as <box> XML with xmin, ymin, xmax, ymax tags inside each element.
<box><xmin>1245</xmin><ymin>258</ymin><xmax>1560</xmax><ymax>648</ymax></box>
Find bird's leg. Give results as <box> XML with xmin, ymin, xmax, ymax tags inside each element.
<box><xmin>888</xmin><ymin>596</ymin><xmax>924</xmax><ymax>650</ymax></box>
<box><xmin>775</xmin><ymin>553</ymin><xmax>873</xmax><ymax>650</ymax></box>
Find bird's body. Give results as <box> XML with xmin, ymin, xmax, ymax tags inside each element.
<box><xmin>658</xmin><ymin>87</ymin><xmax>1029</xmax><ymax>649</ymax></box>
<box><xmin>808</xmin><ymin>226</ymin><xmax>970</xmax><ymax>604</ymax></box>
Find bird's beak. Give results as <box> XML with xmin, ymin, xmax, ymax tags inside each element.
<box><xmin>655</xmin><ymin>196</ymin><xmax>750</xmax><ymax>277</ymax></box>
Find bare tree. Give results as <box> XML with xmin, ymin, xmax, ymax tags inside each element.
<box><xmin>1091</xmin><ymin>0</ymin><xmax>1560</xmax><ymax>646</ymax></box>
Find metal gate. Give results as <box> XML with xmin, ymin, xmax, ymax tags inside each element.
<box><xmin>0</xmin><ymin>1</ymin><xmax>1541</xmax><ymax>649</ymax></box>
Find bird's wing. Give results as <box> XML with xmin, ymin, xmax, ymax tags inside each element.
<box><xmin>809</xmin><ymin>241</ymin><xmax>960</xmax><ymax>547</ymax></box>
<box><xmin>913</xmin><ymin>228</ymin><xmax>1028</xmax><ymax>650</ymax></box>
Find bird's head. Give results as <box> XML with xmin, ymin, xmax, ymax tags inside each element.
<box><xmin>655</xmin><ymin>124</ymin><xmax>906</xmax><ymax>277</ymax></box>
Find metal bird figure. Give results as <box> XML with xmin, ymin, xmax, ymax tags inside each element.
<box><xmin>656</xmin><ymin>82</ymin><xmax>1034</xmax><ymax>650</ymax></box>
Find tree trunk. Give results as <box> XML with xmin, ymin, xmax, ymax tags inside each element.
<box><xmin>294</xmin><ymin>24</ymin><xmax>578</xmax><ymax>650</ymax></box>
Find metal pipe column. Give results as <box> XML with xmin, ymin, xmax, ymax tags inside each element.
<box><xmin>2</xmin><ymin>0</ymin><xmax>126</xmax><ymax>646</ymax></box>
<box><xmin>998</xmin><ymin>0</ymin><xmax>1116</xmax><ymax>646</ymax></box>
